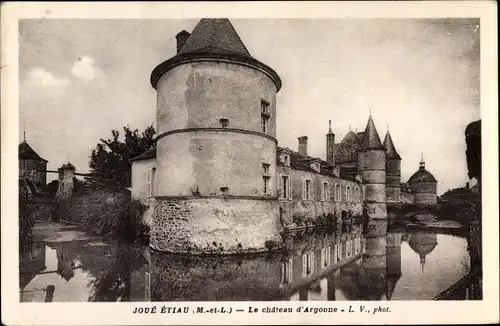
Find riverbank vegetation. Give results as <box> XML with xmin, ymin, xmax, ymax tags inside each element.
<box><xmin>60</xmin><ymin>190</ymin><xmax>150</xmax><ymax>243</ymax></box>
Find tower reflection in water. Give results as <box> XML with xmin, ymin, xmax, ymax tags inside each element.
<box><xmin>149</xmin><ymin>219</ymin><xmax>415</xmax><ymax>302</ymax></box>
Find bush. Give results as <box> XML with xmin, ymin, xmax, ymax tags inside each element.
<box><xmin>292</xmin><ymin>212</ymin><xmax>308</xmax><ymax>226</ymax></box>
<box><xmin>65</xmin><ymin>190</ymin><xmax>149</xmax><ymax>243</ymax></box>
<box><xmin>19</xmin><ymin>197</ymin><xmax>35</xmax><ymax>253</ymax></box>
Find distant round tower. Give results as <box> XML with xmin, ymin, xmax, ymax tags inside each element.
<box><xmin>408</xmin><ymin>154</ymin><xmax>438</xmax><ymax>205</ymax></box>
<box><xmin>357</xmin><ymin>115</ymin><xmax>387</xmax><ymax>219</ymax></box>
<box><xmin>149</xmin><ymin>19</ymin><xmax>282</xmax><ymax>254</ymax></box>
<box><xmin>383</xmin><ymin>130</ymin><xmax>401</xmax><ymax>203</ymax></box>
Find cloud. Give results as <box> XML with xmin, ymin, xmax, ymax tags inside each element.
<box><xmin>70</xmin><ymin>56</ymin><xmax>105</xmax><ymax>81</ymax></box>
<box><xmin>24</xmin><ymin>68</ymin><xmax>70</xmax><ymax>87</ymax></box>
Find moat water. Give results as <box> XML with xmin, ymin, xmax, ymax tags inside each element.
<box><xmin>20</xmin><ymin>220</ymin><xmax>472</xmax><ymax>302</ymax></box>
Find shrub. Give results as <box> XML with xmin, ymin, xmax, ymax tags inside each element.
<box><xmin>65</xmin><ymin>190</ymin><xmax>149</xmax><ymax>243</ymax></box>
<box><xmin>19</xmin><ymin>197</ymin><xmax>35</xmax><ymax>253</ymax></box>
<box><xmin>292</xmin><ymin>212</ymin><xmax>308</xmax><ymax>226</ymax></box>
<box><xmin>264</xmin><ymin>239</ymin><xmax>279</xmax><ymax>251</ymax></box>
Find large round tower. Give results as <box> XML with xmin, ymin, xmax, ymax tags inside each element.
<box><xmin>357</xmin><ymin>115</ymin><xmax>387</xmax><ymax>219</ymax></box>
<box><xmin>149</xmin><ymin>19</ymin><xmax>282</xmax><ymax>254</ymax></box>
<box><xmin>383</xmin><ymin>130</ymin><xmax>401</xmax><ymax>203</ymax></box>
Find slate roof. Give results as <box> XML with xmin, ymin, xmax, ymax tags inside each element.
<box><xmin>19</xmin><ymin>141</ymin><xmax>47</xmax><ymax>162</ymax></box>
<box><xmin>408</xmin><ymin>166</ymin><xmax>438</xmax><ymax>183</ymax></box>
<box><xmin>178</xmin><ymin>19</ymin><xmax>251</xmax><ymax>57</ymax></box>
<box><xmin>150</xmin><ymin>18</ymin><xmax>282</xmax><ymax>91</ymax></box>
<box><xmin>277</xmin><ymin>146</ymin><xmax>360</xmax><ymax>183</ymax></box>
<box><xmin>360</xmin><ymin>115</ymin><xmax>384</xmax><ymax>149</ymax></box>
<box><xmin>130</xmin><ymin>147</ymin><xmax>157</xmax><ymax>162</ymax></box>
<box><xmin>334</xmin><ymin>131</ymin><xmax>361</xmax><ymax>164</ymax></box>
<box><xmin>383</xmin><ymin>131</ymin><xmax>401</xmax><ymax>159</ymax></box>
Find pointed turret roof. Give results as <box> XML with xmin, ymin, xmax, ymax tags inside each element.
<box><xmin>383</xmin><ymin>131</ymin><xmax>401</xmax><ymax>159</ymax></box>
<box><xmin>178</xmin><ymin>19</ymin><xmax>251</xmax><ymax>57</ymax></box>
<box><xmin>151</xmin><ymin>18</ymin><xmax>281</xmax><ymax>91</ymax></box>
<box><xmin>360</xmin><ymin>115</ymin><xmax>384</xmax><ymax>149</ymax></box>
<box><xmin>19</xmin><ymin>141</ymin><xmax>47</xmax><ymax>162</ymax></box>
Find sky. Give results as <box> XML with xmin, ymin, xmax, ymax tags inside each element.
<box><xmin>19</xmin><ymin>18</ymin><xmax>480</xmax><ymax>194</ymax></box>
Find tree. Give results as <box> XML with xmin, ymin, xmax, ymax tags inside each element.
<box><xmin>87</xmin><ymin>125</ymin><xmax>155</xmax><ymax>190</ymax></box>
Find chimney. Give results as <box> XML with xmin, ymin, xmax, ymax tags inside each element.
<box><xmin>326</xmin><ymin>120</ymin><xmax>336</xmax><ymax>165</ymax></box>
<box><xmin>175</xmin><ymin>30</ymin><xmax>191</xmax><ymax>54</ymax></box>
<box><xmin>298</xmin><ymin>136</ymin><xmax>308</xmax><ymax>157</ymax></box>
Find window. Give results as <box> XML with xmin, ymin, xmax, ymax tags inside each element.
<box><xmin>336</xmin><ymin>243</ymin><xmax>343</xmax><ymax>262</ymax></box>
<box><xmin>262</xmin><ymin>163</ymin><xmax>270</xmax><ymax>175</ymax></box>
<box><xmin>321</xmin><ymin>247</ymin><xmax>331</xmax><ymax>268</ymax></box>
<box><xmin>335</xmin><ymin>184</ymin><xmax>341</xmax><ymax>202</ymax></box>
<box><xmin>261</xmin><ymin>100</ymin><xmax>270</xmax><ymax>114</ymax></box>
<box><xmin>345</xmin><ymin>185</ymin><xmax>349</xmax><ymax>202</ymax></box>
<box><xmin>261</xmin><ymin>116</ymin><xmax>268</xmax><ymax>134</ymax></box>
<box><xmin>302</xmin><ymin>252</ymin><xmax>315</xmax><ymax>276</ymax></box>
<box><xmin>146</xmin><ymin>167</ymin><xmax>156</xmax><ymax>197</ymax></box>
<box><xmin>354</xmin><ymin>237</ymin><xmax>361</xmax><ymax>254</ymax></box>
<box><xmin>262</xmin><ymin>164</ymin><xmax>271</xmax><ymax>194</ymax></box>
<box><xmin>261</xmin><ymin>100</ymin><xmax>270</xmax><ymax>134</ymax></box>
<box><xmin>283</xmin><ymin>154</ymin><xmax>290</xmax><ymax>167</ymax></box>
<box><xmin>279</xmin><ymin>175</ymin><xmax>291</xmax><ymax>199</ymax></box>
<box><xmin>303</xmin><ymin>179</ymin><xmax>312</xmax><ymax>200</ymax></box>
<box><xmin>280</xmin><ymin>258</ymin><xmax>293</xmax><ymax>286</ymax></box>
<box><xmin>322</xmin><ymin>182</ymin><xmax>329</xmax><ymax>201</ymax></box>
<box><xmin>263</xmin><ymin>177</ymin><xmax>269</xmax><ymax>194</ymax></box>
<box><xmin>346</xmin><ymin>239</ymin><xmax>353</xmax><ymax>258</ymax></box>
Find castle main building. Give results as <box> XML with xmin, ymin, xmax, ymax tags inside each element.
<box><xmin>130</xmin><ymin>18</ymin><xmax>437</xmax><ymax>254</ymax></box>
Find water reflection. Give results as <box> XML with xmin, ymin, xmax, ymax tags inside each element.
<box><xmin>20</xmin><ymin>220</ymin><xmax>472</xmax><ymax>302</ymax></box>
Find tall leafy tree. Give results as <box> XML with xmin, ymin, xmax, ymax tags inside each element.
<box><xmin>87</xmin><ymin>125</ymin><xmax>155</xmax><ymax>190</ymax></box>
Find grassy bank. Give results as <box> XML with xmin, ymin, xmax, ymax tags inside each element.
<box><xmin>55</xmin><ymin>190</ymin><xmax>149</xmax><ymax>243</ymax></box>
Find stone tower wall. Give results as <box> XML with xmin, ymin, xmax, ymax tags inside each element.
<box><xmin>156</xmin><ymin>62</ymin><xmax>277</xmax><ymax>137</ymax></box>
<box><xmin>358</xmin><ymin>149</ymin><xmax>387</xmax><ymax>219</ymax></box>
<box><xmin>386</xmin><ymin>158</ymin><xmax>401</xmax><ymax>202</ymax></box>
<box><xmin>153</xmin><ymin>59</ymin><xmax>280</xmax><ymax>254</ymax></box>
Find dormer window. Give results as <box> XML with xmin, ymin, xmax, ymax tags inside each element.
<box><xmin>280</xmin><ymin>153</ymin><xmax>290</xmax><ymax>167</ymax></box>
<box><xmin>310</xmin><ymin>162</ymin><xmax>320</xmax><ymax>173</ymax></box>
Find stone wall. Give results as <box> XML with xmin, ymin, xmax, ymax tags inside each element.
<box><xmin>156</xmin><ymin>131</ymin><xmax>277</xmax><ymax>197</ymax></box>
<box><xmin>19</xmin><ymin>159</ymin><xmax>47</xmax><ymax>189</ymax></box>
<box><xmin>276</xmin><ymin>165</ymin><xmax>363</xmax><ymax>226</ymax></box>
<box><xmin>400</xmin><ymin>191</ymin><xmax>414</xmax><ymax>204</ymax></box>
<box><xmin>156</xmin><ymin>61</ymin><xmax>278</xmax><ymax>137</ymax></box>
<box><xmin>131</xmin><ymin>158</ymin><xmax>156</xmax><ymax>202</ymax></box>
<box><xmin>412</xmin><ymin>181</ymin><xmax>437</xmax><ymax>205</ymax></box>
<box><xmin>150</xmin><ymin>197</ymin><xmax>281</xmax><ymax>254</ymax></box>
<box><xmin>357</xmin><ymin>149</ymin><xmax>387</xmax><ymax>219</ymax></box>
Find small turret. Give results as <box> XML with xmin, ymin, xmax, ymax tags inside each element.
<box><xmin>383</xmin><ymin>129</ymin><xmax>401</xmax><ymax>203</ymax></box>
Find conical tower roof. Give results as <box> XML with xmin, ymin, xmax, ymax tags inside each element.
<box><xmin>19</xmin><ymin>141</ymin><xmax>47</xmax><ymax>162</ymax></box>
<box><xmin>360</xmin><ymin>116</ymin><xmax>384</xmax><ymax>149</ymax></box>
<box><xmin>383</xmin><ymin>131</ymin><xmax>401</xmax><ymax>159</ymax></box>
<box><xmin>151</xmin><ymin>18</ymin><xmax>281</xmax><ymax>91</ymax></box>
<box><xmin>178</xmin><ymin>19</ymin><xmax>251</xmax><ymax>56</ymax></box>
